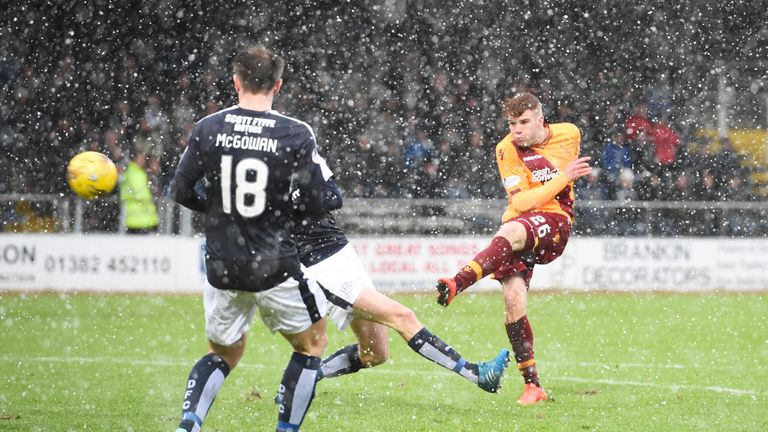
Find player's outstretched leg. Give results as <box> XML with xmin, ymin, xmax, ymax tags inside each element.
<box><xmin>436</xmin><ymin>233</ymin><xmax>518</xmax><ymax>306</ymax></box>
<box><xmin>477</xmin><ymin>348</ymin><xmax>512</xmax><ymax>393</ymax></box>
<box><xmin>407</xmin><ymin>328</ymin><xmax>510</xmax><ymax>393</ymax></box>
<box><xmin>340</xmin><ymin>287</ymin><xmax>510</xmax><ymax>392</ymax></box>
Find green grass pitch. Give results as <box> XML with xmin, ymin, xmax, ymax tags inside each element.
<box><xmin>1</xmin><ymin>291</ymin><xmax>766</xmax><ymax>431</ymax></box>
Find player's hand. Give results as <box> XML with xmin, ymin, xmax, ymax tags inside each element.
<box><xmin>564</xmin><ymin>156</ymin><xmax>592</xmax><ymax>181</ymax></box>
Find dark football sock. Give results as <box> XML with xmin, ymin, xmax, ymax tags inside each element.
<box><xmin>454</xmin><ymin>236</ymin><xmax>513</xmax><ymax>291</ymax></box>
<box><xmin>407</xmin><ymin>327</ymin><xmax>478</xmax><ymax>384</ymax></box>
<box><xmin>505</xmin><ymin>316</ymin><xmax>540</xmax><ymax>386</ymax></box>
<box><xmin>318</xmin><ymin>344</ymin><xmax>364</xmax><ymax>379</ymax></box>
<box><xmin>276</xmin><ymin>352</ymin><xmax>321</xmax><ymax>432</ymax></box>
<box><xmin>177</xmin><ymin>353</ymin><xmax>231</xmax><ymax>432</ymax></box>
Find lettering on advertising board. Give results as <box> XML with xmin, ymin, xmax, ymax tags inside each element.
<box><xmin>0</xmin><ymin>242</ymin><xmax>37</xmax><ymax>284</ymax></box>
<box><xmin>581</xmin><ymin>239</ymin><xmax>712</xmax><ymax>290</ymax></box>
<box><xmin>582</xmin><ymin>266</ymin><xmax>711</xmax><ymax>289</ymax></box>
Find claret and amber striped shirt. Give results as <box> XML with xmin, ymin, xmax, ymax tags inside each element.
<box><xmin>495</xmin><ymin>123</ymin><xmax>581</xmax><ymax>223</ymax></box>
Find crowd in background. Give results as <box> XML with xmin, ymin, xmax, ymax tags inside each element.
<box><xmin>1</xmin><ymin>1</ymin><xmax>765</xmax><ymax>235</ymax></box>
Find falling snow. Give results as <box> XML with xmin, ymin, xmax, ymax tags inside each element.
<box><xmin>0</xmin><ymin>1</ymin><xmax>766</xmax><ymax>236</ymax></box>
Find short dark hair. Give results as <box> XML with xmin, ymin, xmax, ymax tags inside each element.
<box><xmin>233</xmin><ymin>45</ymin><xmax>285</xmax><ymax>93</ymax></box>
<box><xmin>502</xmin><ymin>92</ymin><xmax>541</xmax><ymax>119</ymax></box>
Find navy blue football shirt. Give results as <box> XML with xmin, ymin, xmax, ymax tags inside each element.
<box><xmin>172</xmin><ymin>106</ymin><xmax>325</xmax><ymax>292</ymax></box>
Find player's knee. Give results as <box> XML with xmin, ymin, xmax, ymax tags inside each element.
<box><xmin>498</xmin><ymin>222</ymin><xmax>527</xmax><ymax>251</ymax></box>
<box><xmin>312</xmin><ymin>331</ymin><xmax>329</xmax><ymax>352</ymax></box>
<box><xmin>359</xmin><ymin>346</ymin><xmax>389</xmax><ymax>367</ymax></box>
<box><xmin>391</xmin><ymin>304</ymin><xmax>419</xmax><ymax>330</ymax></box>
<box><xmin>210</xmin><ymin>339</ymin><xmax>245</xmax><ymax>370</ymax></box>
<box><xmin>291</xmin><ymin>329</ymin><xmax>328</xmax><ymax>357</ymax></box>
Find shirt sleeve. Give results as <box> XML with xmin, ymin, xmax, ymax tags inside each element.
<box><xmin>509</xmin><ymin>173</ymin><xmax>570</xmax><ymax>213</ymax></box>
<box><xmin>170</xmin><ymin>123</ymin><xmax>207</xmax><ymax>212</ymax></box>
<box><xmin>292</xmin><ymin>130</ymin><xmax>326</xmax><ymax>219</ymax></box>
<box><xmin>497</xmin><ymin>144</ymin><xmax>571</xmax><ymax>215</ymax></box>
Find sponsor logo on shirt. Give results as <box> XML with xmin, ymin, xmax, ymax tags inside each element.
<box><xmin>503</xmin><ymin>175</ymin><xmax>521</xmax><ymax>188</ymax></box>
<box><xmin>531</xmin><ymin>167</ymin><xmax>560</xmax><ymax>183</ymax></box>
<box><xmin>523</xmin><ymin>154</ymin><xmax>543</xmax><ymax>162</ymax></box>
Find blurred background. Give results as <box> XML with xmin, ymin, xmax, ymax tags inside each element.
<box><xmin>1</xmin><ymin>0</ymin><xmax>767</xmax><ymax>237</ymax></box>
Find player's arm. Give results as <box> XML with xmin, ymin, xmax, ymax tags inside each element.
<box><xmin>293</xmin><ymin>135</ymin><xmax>326</xmax><ymax>219</ymax></box>
<box><xmin>291</xmin><ymin>177</ymin><xmax>343</xmax><ymax>212</ymax></box>
<box><xmin>170</xmin><ymin>125</ymin><xmax>207</xmax><ymax>212</ymax></box>
<box><xmin>499</xmin><ymin>154</ymin><xmax>591</xmax><ymax>214</ymax></box>
<box><xmin>323</xmin><ymin>178</ymin><xmax>344</xmax><ymax>211</ymax></box>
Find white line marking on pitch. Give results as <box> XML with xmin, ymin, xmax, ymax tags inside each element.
<box><xmin>564</xmin><ymin>361</ymin><xmax>685</xmax><ymax>369</ymax></box>
<box><xmin>0</xmin><ymin>356</ymin><xmax>688</xmax><ymax>370</ymax></box>
<box><xmin>0</xmin><ymin>355</ymin><xmax>760</xmax><ymax>398</ymax></box>
<box><xmin>554</xmin><ymin>376</ymin><xmax>758</xmax><ymax>397</ymax></box>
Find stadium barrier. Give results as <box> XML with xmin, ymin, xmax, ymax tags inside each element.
<box><xmin>3</xmin><ymin>195</ymin><xmax>767</xmax><ymax>237</ymax></box>
<box><xmin>1</xmin><ymin>234</ymin><xmax>766</xmax><ymax>293</ymax></box>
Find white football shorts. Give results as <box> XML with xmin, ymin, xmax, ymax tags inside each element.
<box><xmin>304</xmin><ymin>243</ymin><xmax>375</xmax><ymax>330</ymax></box>
<box><xmin>203</xmin><ymin>272</ymin><xmax>328</xmax><ymax>346</ymax></box>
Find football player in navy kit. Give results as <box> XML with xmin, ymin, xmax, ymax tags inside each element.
<box><xmin>171</xmin><ymin>45</ymin><xmax>330</xmax><ymax>432</ymax></box>
<box><xmin>293</xmin><ymin>155</ymin><xmax>511</xmax><ymax>393</ymax></box>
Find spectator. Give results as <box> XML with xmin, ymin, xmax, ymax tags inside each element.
<box><xmin>375</xmin><ymin>141</ymin><xmax>405</xmax><ymax>197</ymax></box>
<box><xmin>575</xmin><ymin>168</ymin><xmax>609</xmax><ymax>235</ymax></box>
<box><xmin>343</xmin><ymin>134</ymin><xmax>380</xmax><ymax>197</ymax></box>
<box><xmin>666</xmin><ymin>171</ymin><xmax>696</xmax><ymax>235</ymax></box>
<box><xmin>721</xmin><ymin>174</ymin><xmax>756</xmax><ymax>236</ymax></box>
<box><xmin>403</xmin><ymin>126</ymin><xmax>434</xmax><ymax>196</ymax></box>
<box><xmin>577</xmin><ymin>168</ymin><xmax>607</xmax><ymax>200</ymax></box>
<box><xmin>624</xmin><ymin>103</ymin><xmax>653</xmax><ymax>142</ymax></box>
<box><xmin>459</xmin><ymin>129</ymin><xmax>498</xmax><ymax>198</ymax></box>
<box><xmin>613</xmin><ymin>168</ymin><xmax>641</xmax><ymax>235</ymax></box>
<box><xmin>600</xmin><ymin>129</ymin><xmax>634</xmax><ymax>199</ymax></box>
<box><xmin>629</xmin><ymin>130</ymin><xmax>658</xmax><ymax>173</ymax></box>
<box><xmin>403</xmin><ymin>126</ymin><xmax>434</xmax><ymax>170</ymax></box>
<box><xmin>691</xmin><ymin>169</ymin><xmax>720</xmax><ymax>235</ymax></box>
<box><xmin>649</xmin><ymin>112</ymin><xmax>680</xmax><ymax>174</ymax></box>
<box><xmin>636</xmin><ymin>171</ymin><xmax>671</xmax><ymax>234</ymax></box>
<box><xmin>667</xmin><ymin>171</ymin><xmax>694</xmax><ymax>201</ymax></box>
<box><xmin>712</xmin><ymin>137</ymin><xmax>746</xmax><ymax>180</ymax></box>
<box><xmin>2</xmin><ymin>1</ymin><xmax>763</xmax><ymax>239</ymax></box>
<box><xmin>693</xmin><ymin>169</ymin><xmax>719</xmax><ymax>201</ymax></box>
<box><xmin>120</xmin><ymin>150</ymin><xmax>159</xmax><ymax>234</ymax></box>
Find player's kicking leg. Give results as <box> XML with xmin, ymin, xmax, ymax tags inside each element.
<box><xmin>322</xmin><ymin>286</ymin><xmax>510</xmax><ymax>393</ymax></box>
<box><xmin>502</xmin><ymin>275</ymin><xmax>547</xmax><ymax>405</ymax></box>
<box><xmin>436</xmin><ymin>221</ymin><xmax>527</xmax><ymax>306</ymax></box>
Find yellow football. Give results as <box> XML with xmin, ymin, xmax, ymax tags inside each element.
<box><xmin>66</xmin><ymin>151</ymin><xmax>118</xmax><ymax>200</ymax></box>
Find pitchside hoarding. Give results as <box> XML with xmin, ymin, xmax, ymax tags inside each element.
<box><xmin>0</xmin><ymin>234</ymin><xmax>203</xmax><ymax>292</ymax></box>
<box><xmin>350</xmin><ymin>237</ymin><xmax>768</xmax><ymax>292</ymax></box>
<box><xmin>0</xmin><ymin>234</ymin><xmax>766</xmax><ymax>292</ymax></box>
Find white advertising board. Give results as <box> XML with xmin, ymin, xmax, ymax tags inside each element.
<box><xmin>348</xmin><ymin>236</ymin><xmax>768</xmax><ymax>292</ymax></box>
<box><xmin>1</xmin><ymin>234</ymin><xmax>766</xmax><ymax>293</ymax></box>
<box><xmin>0</xmin><ymin>234</ymin><xmax>204</xmax><ymax>293</ymax></box>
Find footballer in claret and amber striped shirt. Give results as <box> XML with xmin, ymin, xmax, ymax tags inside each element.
<box><xmin>496</xmin><ymin>121</ymin><xmax>581</xmax><ymax>224</ymax></box>
<box><xmin>436</xmin><ymin>92</ymin><xmax>592</xmax><ymax>406</ymax></box>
